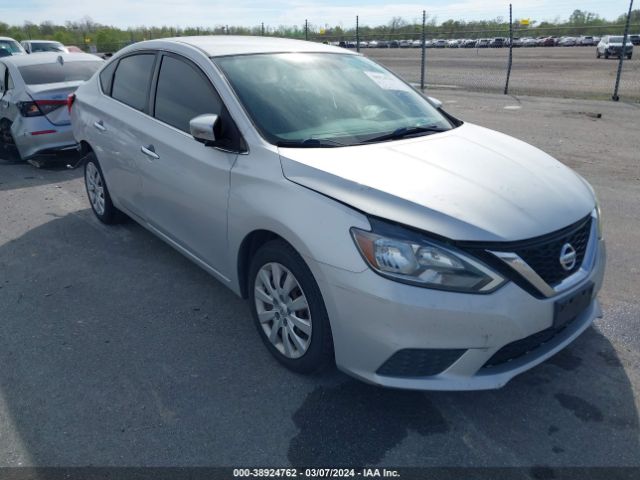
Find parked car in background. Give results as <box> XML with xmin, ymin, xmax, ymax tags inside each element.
<box><xmin>399</xmin><ymin>40</ymin><xmax>412</xmax><ymax>48</ymax></box>
<box><xmin>411</xmin><ymin>39</ymin><xmax>422</xmax><ymax>48</ymax></box>
<box><xmin>0</xmin><ymin>37</ymin><xmax>27</xmax><ymax>56</ymax></box>
<box><xmin>522</xmin><ymin>37</ymin><xmax>537</xmax><ymax>47</ymax></box>
<box><xmin>597</xmin><ymin>35</ymin><xmax>633</xmax><ymax>59</ymax></box>
<box><xmin>578</xmin><ymin>36</ymin><xmax>596</xmax><ymax>46</ymax></box>
<box><xmin>540</xmin><ymin>37</ymin><xmax>556</xmax><ymax>47</ymax></box>
<box><xmin>558</xmin><ymin>37</ymin><xmax>577</xmax><ymax>47</ymax></box>
<box><xmin>475</xmin><ymin>38</ymin><xmax>490</xmax><ymax>48</ymax></box>
<box><xmin>70</xmin><ymin>36</ymin><xmax>605</xmax><ymax>391</ymax></box>
<box><xmin>489</xmin><ymin>37</ymin><xmax>507</xmax><ymax>48</ymax></box>
<box><xmin>66</xmin><ymin>45</ymin><xmax>85</xmax><ymax>53</ymax></box>
<box><xmin>368</xmin><ymin>40</ymin><xmax>379</xmax><ymax>48</ymax></box>
<box><xmin>510</xmin><ymin>37</ymin><xmax>523</xmax><ymax>47</ymax></box>
<box><xmin>0</xmin><ymin>52</ymin><xmax>103</xmax><ymax>162</ymax></box>
<box><xmin>462</xmin><ymin>39</ymin><xmax>477</xmax><ymax>48</ymax></box>
<box><xmin>21</xmin><ymin>40</ymin><xmax>69</xmax><ymax>54</ymax></box>
<box><xmin>629</xmin><ymin>34</ymin><xmax>640</xmax><ymax>46</ymax></box>
<box><xmin>434</xmin><ymin>39</ymin><xmax>448</xmax><ymax>48</ymax></box>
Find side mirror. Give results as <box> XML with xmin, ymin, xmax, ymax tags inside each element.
<box><xmin>190</xmin><ymin>114</ymin><xmax>220</xmax><ymax>145</ymax></box>
<box><xmin>427</xmin><ymin>97</ymin><xmax>443</xmax><ymax>109</ymax></box>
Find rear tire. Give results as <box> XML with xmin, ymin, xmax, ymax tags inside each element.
<box><xmin>248</xmin><ymin>239</ymin><xmax>334</xmax><ymax>374</ymax></box>
<box><xmin>84</xmin><ymin>153</ymin><xmax>123</xmax><ymax>224</ymax></box>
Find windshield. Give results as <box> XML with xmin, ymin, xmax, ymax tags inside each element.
<box><xmin>18</xmin><ymin>61</ymin><xmax>102</xmax><ymax>85</ymax></box>
<box><xmin>609</xmin><ymin>37</ymin><xmax>626</xmax><ymax>43</ymax></box>
<box><xmin>30</xmin><ymin>42</ymin><xmax>65</xmax><ymax>53</ymax></box>
<box><xmin>214</xmin><ymin>53</ymin><xmax>454</xmax><ymax>147</ymax></box>
<box><xmin>0</xmin><ymin>40</ymin><xmax>24</xmax><ymax>54</ymax></box>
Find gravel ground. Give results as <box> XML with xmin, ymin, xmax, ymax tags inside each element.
<box><xmin>363</xmin><ymin>46</ymin><xmax>640</xmax><ymax>101</ymax></box>
<box><xmin>0</xmin><ymin>91</ymin><xmax>638</xmax><ymax>469</ymax></box>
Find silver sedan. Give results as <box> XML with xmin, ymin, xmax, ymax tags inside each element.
<box><xmin>0</xmin><ymin>52</ymin><xmax>102</xmax><ymax>162</ymax></box>
<box><xmin>70</xmin><ymin>37</ymin><xmax>604</xmax><ymax>390</ymax></box>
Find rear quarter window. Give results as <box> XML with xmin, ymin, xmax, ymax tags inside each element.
<box><xmin>99</xmin><ymin>60</ymin><xmax>117</xmax><ymax>95</ymax></box>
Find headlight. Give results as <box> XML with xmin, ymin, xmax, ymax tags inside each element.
<box><xmin>351</xmin><ymin>226</ymin><xmax>505</xmax><ymax>293</ymax></box>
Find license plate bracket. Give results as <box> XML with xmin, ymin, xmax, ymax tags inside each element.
<box><xmin>553</xmin><ymin>283</ymin><xmax>593</xmax><ymax>329</ymax></box>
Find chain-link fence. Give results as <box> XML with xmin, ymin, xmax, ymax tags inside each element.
<box><xmin>3</xmin><ymin>2</ymin><xmax>638</xmax><ymax>102</ymax></box>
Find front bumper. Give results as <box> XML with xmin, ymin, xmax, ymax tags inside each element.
<box><xmin>313</xmin><ymin>238</ymin><xmax>605</xmax><ymax>391</ymax></box>
<box><xmin>11</xmin><ymin>117</ymin><xmax>76</xmax><ymax>160</ymax></box>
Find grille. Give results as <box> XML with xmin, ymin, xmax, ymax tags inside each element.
<box><xmin>514</xmin><ymin>217</ymin><xmax>592</xmax><ymax>286</ymax></box>
<box><xmin>376</xmin><ymin>348</ymin><xmax>466</xmax><ymax>378</ymax></box>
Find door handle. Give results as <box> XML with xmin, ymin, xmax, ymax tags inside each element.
<box><xmin>93</xmin><ymin>120</ymin><xmax>106</xmax><ymax>131</ymax></box>
<box><xmin>141</xmin><ymin>145</ymin><xmax>159</xmax><ymax>160</ymax></box>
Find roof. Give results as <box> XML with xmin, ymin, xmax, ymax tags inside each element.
<box><xmin>0</xmin><ymin>52</ymin><xmax>103</xmax><ymax>67</ymax></box>
<box><xmin>165</xmin><ymin>35</ymin><xmax>355</xmax><ymax>57</ymax></box>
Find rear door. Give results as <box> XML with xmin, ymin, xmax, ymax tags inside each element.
<box><xmin>91</xmin><ymin>52</ymin><xmax>158</xmax><ymax>215</ymax></box>
<box><xmin>0</xmin><ymin>64</ymin><xmax>21</xmax><ymax>137</ymax></box>
<box><xmin>136</xmin><ymin>52</ymin><xmax>238</xmax><ymax>276</ymax></box>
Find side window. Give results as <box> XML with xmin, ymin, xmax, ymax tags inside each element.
<box><xmin>154</xmin><ymin>55</ymin><xmax>222</xmax><ymax>133</ymax></box>
<box><xmin>99</xmin><ymin>60</ymin><xmax>118</xmax><ymax>95</ymax></box>
<box><xmin>111</xmin><ymin>54</ymin><xmax>156</xmax><ymax>111</ymax></box>
<box><xmin>6</xmin><ymin>71</ymin><xmax>13</xmax><ymax>90</ymax></box>
<box><xmin>0</xmin><ymin>64</ymin><xmax>5</xmax><ymax>92</ymax></box>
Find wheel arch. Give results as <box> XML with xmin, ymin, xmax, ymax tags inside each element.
<box><xmin>237</xmin><ymin>229</ymin><xmax>291</xmax><ymax>299</ymax></box>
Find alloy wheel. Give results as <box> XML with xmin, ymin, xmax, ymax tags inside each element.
<box><xmin>85</xmin><ymin>162</ymin><xmax>106</xmax><ymax>216</ymax></box>
<box><xmin>254</xmin><ymin>262</ymin><xmax>312</xmax><ymax>359</ymax></box>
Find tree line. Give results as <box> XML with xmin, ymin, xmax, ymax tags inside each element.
<box><xmin>0</xmin><ymin>9</ymin><xmax>638</xmax><ymax>52</ymax></box>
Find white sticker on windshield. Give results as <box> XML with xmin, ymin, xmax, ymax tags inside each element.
<box><xmin>364</xmin><ymin>71</ymin><xmax>412</xmax><ymax>92</ymax></box>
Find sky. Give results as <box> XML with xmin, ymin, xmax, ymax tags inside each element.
<box><xmin>1</xmin><ymin>0</ymin><xmax>634</xmax><ymax>29</ymax></box>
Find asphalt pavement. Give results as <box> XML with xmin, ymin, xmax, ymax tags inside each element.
<box><xmin>0</xmin><ymin>91</ymin><xmax>638</xmax><ymax>469</ymax></box>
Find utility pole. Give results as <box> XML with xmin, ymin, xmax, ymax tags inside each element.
<box><xmin>612</xmin><ymin>0</ymin><xmax>634</xmax><ymax>101</ymax></box>
<box><xmin>504</xmin><ymin>4</ymin><xmax>514</xmax><ymax>95</ymax></box>
<box><xmin>420</xmin><ymin>10</ymin><xmax>426</xmax><ymax>90</ymax></box>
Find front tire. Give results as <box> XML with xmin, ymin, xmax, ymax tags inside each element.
<box><xmin>248</xmin><ymin>240</ymin><xmax>334</xmax><ymax>374</ymax></box>
<box><xmin>84</xmin><ymin>153</ymin><xmax>122</xmax><ymax>224</ymax></box>
<box><xmin>596</xmin><ymin>49</ymin><xmax>601</xmax><ymax>58</ymax></box>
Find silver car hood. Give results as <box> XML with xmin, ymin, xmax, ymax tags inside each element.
<box><xmin>279</xmin><ymin>123</ymin><xmax>595</xmax><ymax>242</ymax></box>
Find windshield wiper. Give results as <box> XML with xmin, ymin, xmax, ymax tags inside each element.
<box><xmin>362</xmin><ymin>125</ymin><xmax>447</xmax><ymax>144</ymax></box>
<box><xmin>276</xmin><ymin>138</ymin><xmax>347</xmax><ymax>148</ymax></box>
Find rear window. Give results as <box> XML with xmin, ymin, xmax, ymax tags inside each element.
<box><xmin>30</xmin><ymin>42</ymin><xmax>65</xmax><ymax>53</ymax></box>
<box><xmin>18</xmin><ymin>61</ymin><xmax>102</xmax><ymax>85</ymax></box>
